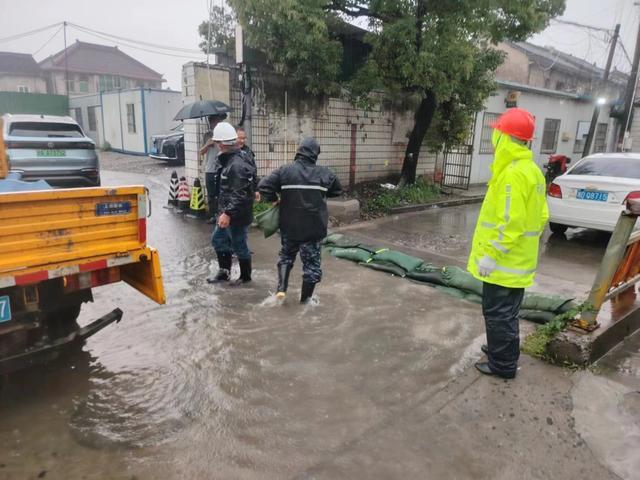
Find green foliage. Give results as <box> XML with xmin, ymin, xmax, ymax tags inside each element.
<box><xmin>361</xmin><ymin>178</ymin><xmax>441</xmax><ymax>216</ymax></box>
<box><xmin>214</xmin><ymin>0</ymin><xmax>565</xmax><ymax>180</ymax></box>
<box><xmin>253</xmin><ymin>200</ymin><xmax>272</xmax><ymax>217</ymax></box>
<box><xmin>198</xmin><ymin>6</ymin><xmax>236</xmax><ymax>55</ymax></box>
<box><xmin>521</xmin><ymin>303</ymin><xmax>594</xmax><ymax>361</ymax></box>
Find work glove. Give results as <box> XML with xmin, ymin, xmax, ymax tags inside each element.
<box><xmin>478</xmin><ymin>256</ymin><xmax>497</xmax><ymax>278</ymax></box>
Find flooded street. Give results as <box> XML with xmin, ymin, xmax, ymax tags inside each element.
<box><xmin>1</xmin><ymin>157</ymin><xmax>638</xmax><ymax>479</ymax></box>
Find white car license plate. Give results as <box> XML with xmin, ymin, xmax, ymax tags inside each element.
<box><xmin>576</xmin><ymin>189</ymin><xmax>608</xmax><ymax>202</ymax></box>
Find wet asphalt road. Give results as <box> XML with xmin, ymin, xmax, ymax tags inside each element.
<box><xmin>0</xmin><ymin>155</ymin><xmax>638</xmax><ymax>479</ymax></box>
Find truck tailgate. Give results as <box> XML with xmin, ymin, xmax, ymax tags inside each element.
<box><xmin>0</xmin><ymin>186</ymin><xmax>147</xmax><ymax>275</ymax></box>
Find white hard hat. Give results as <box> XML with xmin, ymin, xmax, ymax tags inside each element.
<box><xmin>212</xmin><ymin>122</ymin><xmax>237</xmax><ymax>145</ymax></box>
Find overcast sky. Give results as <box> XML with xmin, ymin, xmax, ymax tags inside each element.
<box><xmin>0</xmin><ymin>0</ymin><xmax>638</xmax><ymax>91</ymax></box>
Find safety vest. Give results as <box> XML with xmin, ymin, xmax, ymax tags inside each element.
<box><xmin>467</xmin><ymin>134</ymin><xmax>549</xmax><ymax>288</ymax></box>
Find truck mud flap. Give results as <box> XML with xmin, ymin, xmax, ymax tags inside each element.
<box><xmin>0</xmin><ymin>308</ymin><xmax>123</xmax><ymax>375</ymax></box>
<box><xmin>120</xmin><ymin>248</ymin><xmax>166</xmax><ymax>304</ymax></box>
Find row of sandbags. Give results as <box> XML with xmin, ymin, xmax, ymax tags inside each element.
<box><xmin>323</xmin><ymin>233</ymin><xmax>577</xmax><ymax>324</ymax></box>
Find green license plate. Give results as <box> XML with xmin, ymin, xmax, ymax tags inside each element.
<box><xmin>37</xmin><ymin>149</ymin><xmax>66</xmax><ymax>157</ymax></box>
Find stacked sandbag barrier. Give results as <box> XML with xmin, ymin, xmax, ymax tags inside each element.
<box><xmin>323</xmin><ymin>233</ymin><xmax>577</xmax><ymax>324</ymax></box>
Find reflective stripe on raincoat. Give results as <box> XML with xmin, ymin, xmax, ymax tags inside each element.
<box><xmin>467</xmin><ymin>132</ymin><xmax>549</xmax><ymax>288</ymax></box>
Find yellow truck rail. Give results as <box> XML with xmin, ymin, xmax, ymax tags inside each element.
<box><xmin>0</xmin><ymin>186</ymin><xmax>165</xmax><ymax>304</ymax></box>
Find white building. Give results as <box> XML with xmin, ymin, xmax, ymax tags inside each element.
<box><xmin>69</xmin><ymin>87</ymin><xmax>182</xmax><ymax>154</ymax></box>
<box><xmin>467</xmin><ymin>80</ymin><xmax>615</xmax><ymax>185</ymax></box>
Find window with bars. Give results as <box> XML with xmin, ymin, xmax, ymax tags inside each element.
<box><xmin>540</xmin><ymin>118</ymin><xmax>560</xmax><ymax>153</ymax></box>
<box><xmin>479</xmin><ymin>112</ymin><xmax>500</xmax><ymax>154</ymax></box>
<box><xmin>126</xmin><ymin>104</ymin><xmax>136</xmax><ymax>133</ymax></box>
<box><xmin>593</xmin><ymin>123</ymin><xmax>608</xmax><ymax>153</ymax></box>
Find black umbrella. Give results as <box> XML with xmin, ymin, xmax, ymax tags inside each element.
<box><xmin>173</xmin><ymin>100</ymin><xmax>232</xmax><ymax>120</ymax></box>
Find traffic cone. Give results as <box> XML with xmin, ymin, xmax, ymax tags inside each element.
<box><xmin>189</xmin><ymin>178</ymin><xmax>206</xmax><ymax>218</ymax></box>
<box><xmin>167</xmin><ymin>170</ymin><xmax>178</xmax><ymax>207</ymax></box>
<box><xmin>176</xmin><ymin>176</ymin><xmax>190</xmax><ymax>212</ymax></box>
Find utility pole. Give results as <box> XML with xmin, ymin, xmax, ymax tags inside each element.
<box><xmin>619</xmin><ymin>9</ymin><xmax>640</xmax><ymax>149</ymax></box>
<box><xmin>236</xmin><ymin>24</ymin><xmax>252</xmax><ymax>148</ymax></box>
<box><xmin>63</xmin><ymin>21</ymin><xmax>69</xmax><ymax>99</ymax></box>
<box><xmin>583</xmin><ymin>23</ymin><xmax>620</xmax><ymax>159</ymax></box>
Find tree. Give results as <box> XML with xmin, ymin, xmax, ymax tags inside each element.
<box><xmin>207</xmin><ymin>0</ymin><xmax>565</xmax><ymax>185</ymax></box>
<box><xmin>198</xmin><ymin>5</ymin><xmax>236</xmax><ymax>56</ymax></box>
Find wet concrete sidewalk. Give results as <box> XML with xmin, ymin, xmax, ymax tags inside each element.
<box><xmin>0</xmin><ymin>166</ymin><xmax>638</xmax><ymax>479</ymax></box>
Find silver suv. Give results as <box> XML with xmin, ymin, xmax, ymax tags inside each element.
<box><xmin>2</xmin><ymin>114</ymin><xmax>100</xmax><ymax>187</ymax></box>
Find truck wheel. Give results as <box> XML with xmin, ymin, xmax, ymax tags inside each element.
<box><xmin>550</xmin><ymin>222</ymin><xmax>568</xmax><ymax>235</ymax></box>
<box><xmin>47</xmin><ymin>303</ymin><xmax>82</xmax><ymax>339</ymax></box>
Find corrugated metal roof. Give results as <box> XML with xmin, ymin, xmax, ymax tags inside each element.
<box><xmin>39</xmin><ymin>41</ymin><xmax>164</xmax><ymax>82</ymax></box>
<box><xmin>0</xmin><ymin>52</ymin><xmax>42</xmax><ymax>76</ymax></box>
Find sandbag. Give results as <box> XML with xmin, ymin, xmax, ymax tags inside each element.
<box><xmin>464</xmin><ymin>292</ymin><xmax>483</xmax><ymax>304</ymax></box>
<box><xmin>441</xmin><ymin>266</ymin><xmax>483</xmax><ymax>296</ymax></box>
<box><xmin>371</xmin><ymin>249</ymin><xmax>424</xmax><ymax>273</ymax></box>
<box><xmin>522</xmin><ymin>293</ymin><xmax>575</xmax><ymax>313</ymax></box>
<box><xmin>323</xmin><ymin>233</ymin><xmax>361</xmax><ymax>248</ymax></box>
<box><xmin>405</xmin><ymin>269</ymin><xmax>447</xmax><ymax>286</ymax></box>
<box><xmin>255</xmin><ymin>205</ymin><xmax>280</xmax><ymax>238</ymax></box>
<box><xmin>361</xmin><ymin>261</ymin><xmax>406</xmax><ymax>277</ymax></box>
<box><xmin>330</xmin><ymin>247</ymin><xmax>372</xmax><ymax>263</ymax></box>
<box><xmin>519</xmin><ymin>309</ymin><xmax>557</xmax><ymax>324</ymax></box>
<box><xmin>434</xmin><ymin>285</ymin><xmax>467</xmax><ymax>299</ymax></box>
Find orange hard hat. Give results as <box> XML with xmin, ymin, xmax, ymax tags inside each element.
<box><xmin>491</xmin><ymin>108</ymin><xmax>535</xmax><ymax>141</ymax></box>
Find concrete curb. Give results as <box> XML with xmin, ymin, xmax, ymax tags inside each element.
<box><xmin>389</xmin><ymin>196</ymin><xmax>485</xmax><ymax>214</ymax></box>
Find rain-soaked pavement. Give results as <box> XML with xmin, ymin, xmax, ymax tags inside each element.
<box><xmin>0</xmin><ymin>156</ymin><xmax>639</xmax><ymax>479</ymax></box>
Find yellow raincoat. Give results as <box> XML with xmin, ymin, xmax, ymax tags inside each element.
<box><xmin>467</xmin><ymin>131</ymin><xmax>549</xmax><ymax>288</ymax></box>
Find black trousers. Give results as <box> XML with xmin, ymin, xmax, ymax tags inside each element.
<box><xmin>482</xmin><ymin>282</ymin><xmax>524</xmax><ymax>376</ymax></box>
<box><xmin>205</xmin><ymin>172</ymin><xmax>218</xmax><ymax>217</ymax></box>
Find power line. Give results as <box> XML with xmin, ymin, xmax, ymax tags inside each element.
<box><xmin>551</xmin><ymin>18</ymin><xmax>613</xmax><ymax>34</ymax></box>
<box><xmin>618</xmin><ymin>39</ymin><xmax>633</xmax><ymax>66</ymax></box>
<box><xmin>0</xmin><ymin>22</ymin><xmax>62</xmax><ymax>44</ymax></box>
<box><xmin>66</xmin><ymin>22</ymin><xmax>202</xmax><ymax>54</ymax></box>
<box><xmin>68</xmin><ymin>23</ymin><xmax>205</xmax><ymax>60</ymax></box>
<box><xmin>33</xmin><ymin>24</ymin><xmax>63</xmax><ymax>57</ymax></box>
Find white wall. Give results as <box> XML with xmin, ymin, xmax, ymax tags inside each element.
<box><xmin>69</xmin><ymin>93</ymin><xmax>102</xmax><ymax>145</ymax></box>
<box><xmin>469</xmin><ymin>86</ymin><xmax>615</xmax><ymax>184</ymax></box>
<box><xmin>0</xmin><ymin>75</ymin><xmax>47</xmax><ymax>93</ymax></box>
<box><xmin>101</xmin><ymin>89</ymin><xmax>145</xmax><ymax>154</ymax></box>
<box><xmin>143</xmin><ymin>89</ymin><xmax>182</xmax><ymax>142</ymax></box>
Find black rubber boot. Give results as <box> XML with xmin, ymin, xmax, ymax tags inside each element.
<box><xmin>276</xmin><ymin>264</ymin><xmax>292</xmax><ymax>299</ymax></box>
<box><xmin>231</xmin><ymin>258</ymin><xmax>252</xmax><ymax>286</ymax></box>
<box><xmin>300</xmin><ymin>281</ymin><xmax>316</xmax><ymax>304</ymax></box>
<box><xmin>207</xmin><ymin>252</ymin><xmax>232</xmax><ymax>284</ymax></box>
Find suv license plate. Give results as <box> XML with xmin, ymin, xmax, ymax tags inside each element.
<box><xmin>37</xmin><ymin>149</ymin><xmax>66</xmax><ymax>157</ymax></box>
<box><xmin>576</xmin><ymin>189</ymin><xmax>608</xmax><ymax>202</ymax></box>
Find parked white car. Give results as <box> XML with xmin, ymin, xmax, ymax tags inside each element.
<box><xmin>547</xmin><ymin>153</ymin><xmax>640</xmax><ymax>234</ymax></box>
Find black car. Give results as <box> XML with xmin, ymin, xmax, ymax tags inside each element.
<box><xmin>149</xmin><ymin>124</ymin><xmax>184</xmax><ymax>164</ymax></box>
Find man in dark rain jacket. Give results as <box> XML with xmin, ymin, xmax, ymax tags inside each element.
<box><xmin>207</xmin><ymin>122</ymin><xmax>255</xmax><ymax>285</ymax></box>
<box><xmin>258</xmin><ymin>137</ymin><xmax>342</xmax><ymax>303</ymax></box>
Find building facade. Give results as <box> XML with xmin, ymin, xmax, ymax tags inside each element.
<box><xmin>69</xmin><ymin>88</ymin><xmax>182</xmax><ymax>154</ymax></box>
<box><xmin>0</xmin><ymin>52</ymin><xmax>47</xmax><ymax>94</ymax></box>
<box><xmin>39</xmin><ymin>41</ymin><xmax>164</xmax><ymax>97</ymax></box>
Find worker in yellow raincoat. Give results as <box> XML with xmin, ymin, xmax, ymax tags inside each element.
<box><xmin>468</xmin><ymin>108</ymin><xmax>549</xmax><ymax>379</ymax></box>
